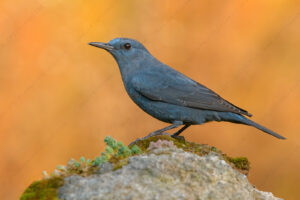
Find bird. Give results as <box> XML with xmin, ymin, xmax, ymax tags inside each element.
<box><xmin>89</xmin><ymin>38</ymin><xmax>285</xmax><ymax>140</ymax></box>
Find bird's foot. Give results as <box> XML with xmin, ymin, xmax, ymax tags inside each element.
<box><xmin>171</xmin><ymin>134</ymin><xmax>185</xmax><ymax>142</ymax></box>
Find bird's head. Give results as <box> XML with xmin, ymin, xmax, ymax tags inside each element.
<box><xmin>89</xmin><ymin>38</ymin><xmax>151</xmax><ymax>65</ymax></box>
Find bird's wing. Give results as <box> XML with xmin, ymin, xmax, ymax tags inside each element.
<box><xmin>131</xmin><ymin>69</ymin><xmax>252</xmax><ymax>117</ymax></box>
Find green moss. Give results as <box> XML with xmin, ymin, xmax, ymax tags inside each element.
<box><xmin>130</xmin><ymin>135</ymin><xmax>221</xmax><ymax>157</ymax></box>
<box><xmin>110</xmin><ymin>156</ymin><xmax>129</xmax><ymax>170</ymax></box>
<box><xmin>131</xmin><ymin>145</ymin><xmax>143</xmax><ymax>154</ymax></box>
<box><xmin>20</xmin><ymin>177</ymin><xmax>63</xmax><ymax>200</ymax></box>
<box><xmin>228</xmin><ymin>157</ymin><xmax>250</xmax><ymax>172</ymax></box>
<box><xmin>131</xmin><ymin>135</ymin><xmax>250</xmax><ymax>174</ymax></box>
<box><xmin>129</xmin><ymin>135</ymin><xmax>184</xmax><ymax>150</ymax></box>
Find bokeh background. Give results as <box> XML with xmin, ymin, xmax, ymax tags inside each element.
<box><xmin>1</xmin><ymin>0</ymin><xmax>300</xmax><ymax>199</ymax></box>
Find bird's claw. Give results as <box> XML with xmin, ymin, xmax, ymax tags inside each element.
<box><xmin>171</xmin><ymin>134</ymin><xmax>186</xmax><ymax>142</ymax></box>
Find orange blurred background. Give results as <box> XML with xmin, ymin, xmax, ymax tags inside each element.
<box><xmin>1</xmin><ymin>0</ymin><xmax>300</xmax><ymax>199</ymax></box>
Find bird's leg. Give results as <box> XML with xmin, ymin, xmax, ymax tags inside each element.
<box><xmin>171</xmin><ymin>124</ymin><xmax>191</xmax><ymax>141</ymax></box>
<box><xmin>172</xmin><ymin>124</ymin><xmax>191</xmax><ymax>137</ymax></box>
<box><xmin>147</xmin><ymin>123</ymin><xmax>181</xmax><ymax>137</ymax></box>
<box><xmin>129</xmin><ymin>121</ymin><xmax>183</xmax><ymax>146</ymax></box>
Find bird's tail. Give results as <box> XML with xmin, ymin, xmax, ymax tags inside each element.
<box><xmin>220</xmin><ymin>113</ymin><xmax>286</xmax><ymax>139</ymax></box>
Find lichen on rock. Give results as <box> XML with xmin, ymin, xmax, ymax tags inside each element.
<box><xmin>59</xmin><ymin>146</ymin><xmax>281</xmax><ymax>200</ymax></box>
<box><xmin>130</xmin><ymin>135</ymin><xmax>250</xmax><ymax>175</ymax></box>
<box><xmin>21</xmin><ymin>135</ymin><xmax>281</xmax><ymax>200</ymax></box>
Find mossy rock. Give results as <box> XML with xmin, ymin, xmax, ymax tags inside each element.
<box><xmin>130</xmin><ymin>135</ymin><xmax>250</xmax><ymax>174</ymax></box>
<box><xmin>20</xmin><ymin>177</ymin><xmax>63</xmax><ymax>200</ymax></box>
<box><xmin>21</xmin><ymin>135</ymin><xmax>250</xmax><ymax>199</ymax></box>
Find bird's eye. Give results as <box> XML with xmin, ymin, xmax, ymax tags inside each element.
<box><xmin>123</xmin><ymin>43</ymin><xmax>131</xmax><ymax>50</ymax></box>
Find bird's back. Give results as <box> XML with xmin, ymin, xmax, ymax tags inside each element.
<box><xmin>129</xmin><ymin>61</ymin><xmax>252</xmax><ymax>117</ymax></box>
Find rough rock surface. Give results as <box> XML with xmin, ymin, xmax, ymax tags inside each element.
<box><xmin>58</xmin><ymin>147</ymin><xmax>281</xmax><ymax>200</ymax></box>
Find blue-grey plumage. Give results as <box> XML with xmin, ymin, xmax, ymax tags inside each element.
<box><xmin>89</xmin><ymin>38</ymin><xmax>285</xmax><ymax>140</ymax></box>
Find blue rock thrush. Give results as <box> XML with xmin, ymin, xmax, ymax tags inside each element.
<box><xmin>89</xmin><ymin>38</ymin><xmax>285</xmax><ymax>140</ymax></box>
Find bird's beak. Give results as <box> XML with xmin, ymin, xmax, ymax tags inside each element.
<box><xmin>88</xmin><ymin>42</ymin><xmax>114</xmax><ymax>51</ymax></box>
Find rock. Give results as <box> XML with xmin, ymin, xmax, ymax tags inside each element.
<box><xmin>21</xmin><ymin>136</ymin><xmax>282</xmax><ymax>200</ymax></box>
<box><xmin>58</xmin><ymin>146</ymin><xmax>281</xmax><ymax>200</ymax></box>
